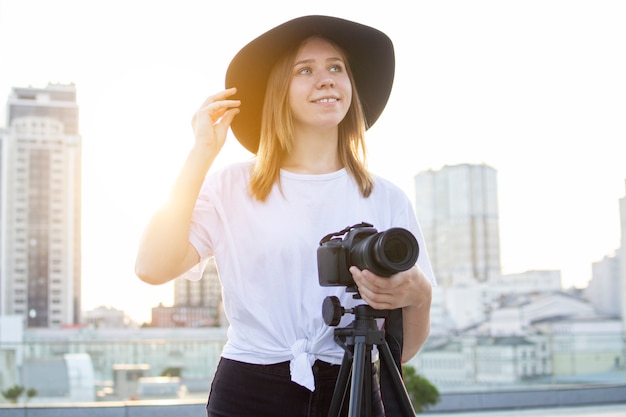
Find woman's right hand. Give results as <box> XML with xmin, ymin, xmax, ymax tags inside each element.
<box><xmin>135</xmin><ymin>88</ymin><xmax>240</xmax><ymax>286</ymax></box>
<box><xmin>191</xmin><ymin>87</ymin><xmax>240</xmax><ymax>157</ymax></box>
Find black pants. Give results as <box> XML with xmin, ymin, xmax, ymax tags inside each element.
<box><xmin>206</xmin><ymin>357</ymin><xmax>384</xmax><ymax>417</ymax></box>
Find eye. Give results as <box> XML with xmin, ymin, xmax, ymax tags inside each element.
<box><xmin>329</xmin><ymin>64</ymin><xmax>343</xmax><ymax>73</ymax></box>
<box><xmin>297</xmin><ymin>66</ymin><xmax>312</xmax><ymax>75</ymax></box>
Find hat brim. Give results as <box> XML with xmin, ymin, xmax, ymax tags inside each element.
<box><xmin>225</xmin><ymin>15</ymin><xmax>395</xmax><ymax>154</ymax></box>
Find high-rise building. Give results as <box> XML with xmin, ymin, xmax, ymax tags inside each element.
<box><xmin>414</xmin><ymin>164</ymin><xmax>502</xmax><ymax>329</ymax></box>
<box><xmin>151</xmin><ymin>259</ymin><xmax>223</xmax><ymax>327</ymax></box>
<box><xmin>414</xmin><ymin>163</ymin><xmax>502</xmax><ymax>287</ymax></box>
<box><xmin>173</xmin><ymin>259</ymin><xmax>222</xmax><ymax>312</ymax></box>
<box><xmin>586</xmin><ymin>253</ymin><xmax>621</xmax><ymax>316</ymax></box>
<box><xmin>0</xmin><ymin>84</ymin><xmax>81</xmax><ymax>328</ymax></box>
<box><xmin>617</xmin><ymin>180</ymin><xmax>626</xmax><ymax>326</ymax></box>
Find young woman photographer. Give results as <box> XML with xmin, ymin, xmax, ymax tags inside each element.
<box><xmin>135</xmin><ymin>15</ymin><xmax>436</xmax><ymax>417</ymax></box>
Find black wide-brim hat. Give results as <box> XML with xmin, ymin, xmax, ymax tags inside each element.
<box><xmin>225</xmin><ymin>15</ymin><xmax>395</xmax><ymax>154</ymax></box>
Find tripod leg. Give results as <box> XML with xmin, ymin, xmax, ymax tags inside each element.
<box><xmin>328</xmin><ymin>351</ymin><xmax>353</xmax><ymax>417</ymax></box>
<box><xmin>378</xmin><ymin>341</ymin><xmax>416</xmax><ymax>416</ymax></box>
<box><xmin>348</xmin><ymin>341</ymin><xmax>367</xmax><ymax>417</ymax></box>
<box><xmin>362</xmin><ymin>348</ymin><xmax>373</xmax><ymax>417</ymax></box>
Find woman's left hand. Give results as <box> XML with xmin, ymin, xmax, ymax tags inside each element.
<box><xmin>349</xmin><ymin>265</ymin><xmax>431</xmax><ymax>311</ymax></box>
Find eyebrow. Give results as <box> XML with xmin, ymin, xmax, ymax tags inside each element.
<box><xmin>294</xmin><ymin>57</ymin><xmax>345</xmax><ymax>67</ymax></box>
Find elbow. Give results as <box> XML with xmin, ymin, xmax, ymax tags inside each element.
<box><xmin>135</xmin><ymin>243</ymin><xmax>197</xmax><ymax>285</ymax></box>
<box><xmin>135</xmin><ymin>260</ymin><xmax>169</xmax><ymax>286</ymax></box>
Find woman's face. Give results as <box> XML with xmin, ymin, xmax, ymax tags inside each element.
<box><xmin>288</xmin><ymin>37</ymin><xmax>352</xmax><ymax>134</ymax></box>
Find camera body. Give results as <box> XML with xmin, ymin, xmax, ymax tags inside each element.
<box><xmin>317</xmin><ymin>222</ymin><xmax>419</xmax><ymax>291</ymax></box>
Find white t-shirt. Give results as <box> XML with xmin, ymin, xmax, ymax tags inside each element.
<box><xmin>187</xmin><ymin>160</ymin><xmax>435</xmax><ymax>390</ymax></box>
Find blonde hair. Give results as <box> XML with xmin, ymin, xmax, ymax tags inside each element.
<box><xmin>249</xmin><ymin>36</ymin><xmax>374</xmax><ymax>201</ymax></box>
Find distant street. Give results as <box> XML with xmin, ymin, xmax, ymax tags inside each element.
<box><xmin>426</xmin><ymin>403</ymin><xmax>626</xmax><ymax>417</ymax></box>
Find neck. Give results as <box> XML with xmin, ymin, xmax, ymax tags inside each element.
<box><xmin>282</xmin><ymin>128</ymin><xmax>342</xmax><ymax>174</ymax></box>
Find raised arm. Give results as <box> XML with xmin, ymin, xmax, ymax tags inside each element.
<box><xmin>135</xmin><ymin>89</ymin><xmax>240</xmax><ymax>285</ymax></box>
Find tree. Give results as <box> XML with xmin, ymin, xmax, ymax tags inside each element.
<box><xmin>26</xmin><ymin>388</ymin><xmax>37</xmax><ymax>403</ymax></box>
<box><xmin>160</xmin><ymin>367</ymin><xmax>182</xmax><ymax>377</ymax></box>
<box><xmin>1</xmin><ymin>385</ymin><xmax>25</xmax><ymax>404</ymax></box>
<box><xmin>402</xmin><ymin>365</ymin><xmax>440</xmax><ymax>413</ymax></box>
<box><xmin>1</xmin><ymin>385</ymin><xmax>37</xmax><ymax>404</ymax></box>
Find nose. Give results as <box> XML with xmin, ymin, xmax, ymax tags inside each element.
<box><xmin>316</xmin><ymin>76</ymin><xmax>335</xmax><ymax>89</ymax></box>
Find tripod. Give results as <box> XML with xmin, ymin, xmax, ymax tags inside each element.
<box><xmin>323</xmin><ymin>296</ymin><xmax>416</xmax><ymax>417</ymax></box>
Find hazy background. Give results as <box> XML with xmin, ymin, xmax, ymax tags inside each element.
<box><xmin>1</xmin><ymin>0</ymin><xmax>625</xmax><ymax>323</ymax></box>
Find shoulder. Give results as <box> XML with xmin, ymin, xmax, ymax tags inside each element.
<box><xmin>370</xmin><ymin>173</ymin><xmax>410</xmax><ymax>203</ymax></box>
<box><xmin>210</xmin><ymin>159</ymin><xmax>253</xmax><ymax>178</ymax></box>
<box><xmin>205</xmin><ymin>160</ymin><xmax>253</xmax><ymax>185</ymax></box>
<box><xmin>199</xmin><ymin>159</ymin><xmax>254</xmax><ymax>199</ymax></box>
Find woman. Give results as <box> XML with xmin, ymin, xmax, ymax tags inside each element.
<box><xmin>135</xmin><ymin>15</ymin><xmax>436</xmax><ymax>417</ymax></box>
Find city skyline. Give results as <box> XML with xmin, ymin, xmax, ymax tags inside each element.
<box><xmin>1</xmin><ymin>0</ymin><xmax>625</xmax><ymax>323</ymax></box>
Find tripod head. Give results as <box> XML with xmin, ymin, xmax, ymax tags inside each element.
<box><xmin>322</xmin><ymin>295</ymin><xmax>390</xmax><ymax>356</ymax></box>
<box><xmin>322</xmin><ymin>295</ymin><xmax>388</xmax><ymax>327</ymax></box>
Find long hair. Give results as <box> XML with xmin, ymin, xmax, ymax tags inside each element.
<box><xmin>249</xmin><ymin>36</ymin><xmax>374</xmax><ymax>201</ymax></box>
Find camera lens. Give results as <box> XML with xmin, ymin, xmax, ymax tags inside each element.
<box><xmin>382</xmin><ymin>235</ymin><xmax>410</xmax><ymax>263</ymax></box>
<box><xmin>372</xmin><ymin>228</ymin><xmax>418</xmax><ymax>271</ymax></box>
<box><xmin>350</xmin><ymin>228</ymin><xmax>419</xmax><ymax>276</ymax></box>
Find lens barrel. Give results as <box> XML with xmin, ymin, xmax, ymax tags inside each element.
<box><xmin>350</xmin><ymin>228</ymin><xmax>419</xmax><ymax>276</ymax></box>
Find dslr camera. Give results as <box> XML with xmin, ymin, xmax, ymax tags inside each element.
<box><xmin>317</xmin><ymin>222</ymin><xmax>419</xmax><ymax>292</ymax></box>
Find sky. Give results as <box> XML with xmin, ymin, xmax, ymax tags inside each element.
<box><xmin>1</xmin><ymin>0</ymin><xmax>625</xmax><ymax>324</ymax></box>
